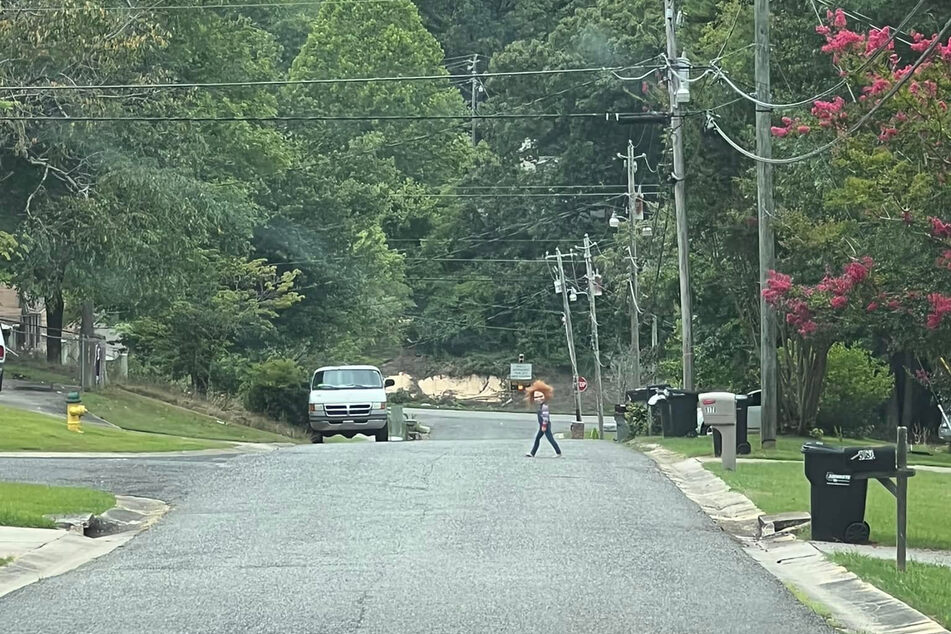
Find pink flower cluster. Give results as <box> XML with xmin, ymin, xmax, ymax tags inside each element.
<box><xmin>784</xmin><ymin>299</ymin><xmax>816</xmax><ymax>336</ymax></box>
<box><xmin>813</xmin><ymin>257</ymin><xmax>874</xmax><ymax>310</ymax></box>
<box><xmin>762</xmin><ymin>270</ymin><xmax>793</xmax><ymax>304</ymax></box>
<box><xmin>878</xmin><ymin>126</ymin><xmax>899</xmax><ymax>142</ymax></box>
<box><xmin>937</xmin><ymin>250</ymin><xmax>951</xmax><ymax>270</ymax></box>
<box><xmin>811</xmin><ymin>96</ymin><xmax>847</xmax><ymax>129</ymax></box>
<box><xmin>763</xmin><ymin>258</ymin><xmax>877</xmax><ymax>338</ymax></box>
<box><xmin>930</xmin><ymin>217</ymin><xmax>951</xmax><ymax>238</ymax></box>
<box><xmin>927</xmin><ymin>293</ymin><xmax>951</xmax><ymax>330</ymax></box>
<box><xmin>915</xmin><ymin>369</ymin><xmax>932</xmax><ymax>384</ymax></box>
<box><xmin>865</xmin><ymin>27</ymin><xmax>894</xmax><ymax>57</ymax></box>
<box><xmin>770</xmin><ymin>116</ymin><xmax>811</xmax><ymax>138</ymax></box>
<box><xmin>909</xmin><ymin>31</ymin><xmax>951</xmax><ymax>62</ymax></box>
<box><xmin>862</xmin><ymin>75</ymin><xmax>891</xmax><ymax>96</ymax></box>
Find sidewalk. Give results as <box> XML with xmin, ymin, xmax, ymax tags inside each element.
<box><xmin>695</xmin><ymin>455</ymin><xmax>951</xmax><ymax>474</ymax></box>
<box><xmin>0</xmin><ymin>495</ymin><xmax>168</xmax><ymax>598</ymax></box>
<box><xmin>813</xmin><ymin>542</ymin><xmax>951</xmax><ymax>568</ymax></box>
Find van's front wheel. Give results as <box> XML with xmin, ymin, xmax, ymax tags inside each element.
<box><xmin>310</xmin><ymin>431</ymin><xmax>323</xmax><ymax>444</ymax></box>
<box><xmin>375</xmin><ymin>428</ymin><xmax>388</xmax><ymax>442</ymax></box>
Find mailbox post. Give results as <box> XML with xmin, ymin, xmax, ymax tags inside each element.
<box><xmin>700</xmin><ymin>392</ymin><xmax>738</xmax><ymax>471</ymax></box>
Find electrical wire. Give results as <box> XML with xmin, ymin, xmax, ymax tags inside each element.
<box><xmin>449</xmin><ymin>184</ymin><xmax>626</xmax><ymax>190</ymax></box>
<box><xmin>3</xmin><ymin>0</ymin><xmax>402</xmax><ymax>10</ymax></box>
<box><xmin>715</xmin><ymin>2</ymin><xmax>745</xmax><ymax>62</ymax></box>
<box><xmin>0</xmin><ymin>65</ymin><xmax>657</xmax><ymax>92</ymax></box>
<box><xmin>708</xmin><ymin>0</ymin><xmax>927</xmax><ymax>111</ymax></box>
<box><xmin>706</xmin><ymin>13</ymin><xmax>951</xmax><ymax>166</ymax></box>
<box><xmin>813</xmin><ymin>0</ymin><xmax>915</xmax><ymax>46</ymax></box>
<box><xmin>0</xmin><ymin>111</ymin><xmax>670</xmax><ymax>123</ymax></box>
<box><xmin>390</xmin><ymin>190</ymin><xmax>656</xmax><ymax>199</ymax></box>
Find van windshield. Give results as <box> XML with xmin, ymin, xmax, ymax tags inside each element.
<box><xmin>312</xmin><ymin>369</ymin><xmax>383</xmax><ymax>390</ymax></box>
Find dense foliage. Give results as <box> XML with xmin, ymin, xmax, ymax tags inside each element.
<box><xmin>2</xmin><ymin>1</ymin><xmax>948</xmax><ymax>436</ymax></box>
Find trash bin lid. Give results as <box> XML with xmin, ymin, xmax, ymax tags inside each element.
<box><xmin>801</xmin><ymin>441</ymin><xmax>845</xmax><ymax>454</ymax></box>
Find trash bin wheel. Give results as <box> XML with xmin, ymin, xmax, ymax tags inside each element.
<box><xmin>737</xmin><ymin>442</ymin><xmax>751</xmax><ymax>455</ymax></box>
<box><xmin>844</xmin><ymin>521</ymin><xmax>870</xmax><ymax>544</ymax></box>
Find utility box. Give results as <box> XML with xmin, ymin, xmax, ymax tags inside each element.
<box><xmin>700</xmin><ymin>392</ymin><xmax>737</xmax><ymax>470</ymax></box>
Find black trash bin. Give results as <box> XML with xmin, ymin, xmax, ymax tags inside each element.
<box><xmin>662</xmin><ymin>390</ymin><xmax>699</xmax><ymax>438</ymax></box>
<box><xmin>712</xmin><ymin>394</ymin><xmax>752</xmax><ymax>457</ymax></box>
<box><xmin>802</xmin><ymin>442</ymin><xmax>897</xmax><ymax>543</ymax></box>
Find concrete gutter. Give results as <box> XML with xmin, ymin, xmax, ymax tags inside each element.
<box><xmin>0</xmin><ymin>495</ymin><xmax>168</xmax><ymax>599</ymax></box>
<box><xmin>640</xmin><ymin>444</ymin><xmax>949</xmax><ymax>634</ymax></box>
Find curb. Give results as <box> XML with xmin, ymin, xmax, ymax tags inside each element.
<box><xmin>0</xmin><ymin>495</ymin><xmax>168</xmax><ymax>599</ymax></box>
<box><xmin>638</xmin><ymin>444</ymin><xmax>949</xmax><ymax>634</ymax></box>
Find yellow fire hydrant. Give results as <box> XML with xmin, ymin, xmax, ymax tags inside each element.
<box><xmin>66</xmin><ymin>392</ymin><xmax>86</xmax><ymax>433</ymax></box>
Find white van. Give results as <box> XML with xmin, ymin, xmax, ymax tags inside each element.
<box><xmin>308</xmin><ymin>365</ymin><xmax>394</xmax><ymax>443</ymax></box>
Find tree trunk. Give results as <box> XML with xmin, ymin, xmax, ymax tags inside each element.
<box><xmin>902</xmin><ymin>351</ymin><xmax>915</xmax><ymax>428</ymax></box>
<box><xmin>45</xmin><ymin>291</ymin><xmax>64</xmax><ymax>364</ymax></box>
<box><xmin>778</xmin><ymin>337</ymin><xmax>830</xmax><ymax>435</ymax></box>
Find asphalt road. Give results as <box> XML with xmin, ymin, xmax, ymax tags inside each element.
<box><xmin>408</xmin><ymin>407</ymin><xmax>605</xmax><ymax>441</ymax></box>
<box><xmin>0</xmin><ymin>379</ymin><xmax>115</xmax><ymax>427</ymax></box>
<box><xmin>0</xmin><ymin>417</ymin><xmax>831</xmax><ymax>633</ymax></box>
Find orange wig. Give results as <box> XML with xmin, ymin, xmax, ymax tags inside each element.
<box><xmin>525</xmin><ymin>380</ymin><xmax>554</xmax><ymax>406</ymax></box>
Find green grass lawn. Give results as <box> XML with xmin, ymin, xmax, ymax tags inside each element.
<box><xmin>0</xmin><ymin>481</ymin><xmax>115</xmax><ymax>528</ymax></box>
<box><xmin>0</xmin><ymin>404</ymin><xmax>226</xmax><ymax>452</ymax></box>
<box><xmin>639</xmin><ymin>434</ymin><xmax>951</xmax><ymax>468</ymax></box>
<box><xmin>6</xmin><ymin>360</ymin><xmax>77</xmax><ymax>386</ymax></box>
<box><xmin>706</xmin><ymin>461</ymin><xmax>951</xmax><ymax>550</ymax></box>
<box><xmin>830</xmin><ymin>553</ymin><xmax>951</xmax><ymax>628</ymax></box>
<box><xmin>83</xmin><ymin>389</ymin><xmax>293</xmax><ymax>443</ymax></box>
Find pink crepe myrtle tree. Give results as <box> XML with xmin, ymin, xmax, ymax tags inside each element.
<box><xmin>766</xmin><ymin>9</ymin><xmax>951</xmax><ymax>422</ymax></box>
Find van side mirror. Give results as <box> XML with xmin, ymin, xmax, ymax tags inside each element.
<box><xmin>384</xmin><ymin>378</ymin><xmax>395</xmax><ymax>388</ymax></box>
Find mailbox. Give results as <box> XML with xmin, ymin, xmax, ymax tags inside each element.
<box><xmin>699</xmin><ymin>392</ymin><xmax>738</xmax><ymax>470</ymax></box>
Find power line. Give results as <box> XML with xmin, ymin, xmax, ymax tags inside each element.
<box><xmin>813</xmin><ymin>0</ymin><xmax>915</xmax><ymax>45</ymax></box>
<box><xmin>3</xmin><ymin>0</ymin><xmax>401</xmax><ymax>10</ymax></box>
<box><xmin>0</xmin><ymin>112</ymin><xmax>670</xmax><ymax>123</ymax></box>
<box><xmin>387</xmin><ymin>237</ymin><xmax>574</xmax><ymax>243</ymax></box>
<box><xmin>390</xmin><ymin>190</ymin><xmax>657</xmax><ymax>199</ymax></box>
<box><xmin>0</xmin><ymin>65</ymin><xmax>659</xmax><ymax>92</ymax></box>
<box><xmin>404</xmin><ymin>314</ymin><xmax>554</xmax><ymax>334</ymax></box>
<box><xmin>706</xmin><ymin>13</ymin><xmax>951</xmax><ymax>166</ymax></box>
<box><xmin>450</xmin><ymin>184</ymin><xmax>626</xmax><ymax>190</ymax></box>
<box><xmin>708</xmin><ymin>0</ymin><xmax>926</xmax><ymax>111</ymax></box>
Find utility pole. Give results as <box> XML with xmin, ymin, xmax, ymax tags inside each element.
<box><xmin>469</xmin><ymin>54</ymin><xmax>479</xmax><ymax>145</ymax></box>
<box><xmin>664</xmin><ymin>0</ymin><xmax>694</xmax><ymax>391</ymax></box>
<box><xmin>651</xmin><ymin>315</ymin><xmax>659</xmax><ymax>383</ymax></box>
<box><xmin>583</xmin><ymin>234</ymin><xmax>605</xmax><ymax>437</ymax></box>
<box><xmin>625</xmin><ymin>139</ymin><xmax>642</xmax><ymax>389</ymax></box>
<box><xmin>81</xmin><ymin>300</ymin><xmax>94</xmax><ymax>390</ymax></box>
<box><xmin>555</xmin><ymin>249</ymin><xmax>583</xmax><ymax>422</ymax></box>
<box><xmin>755</xmin><ymin>0</ymin><xmax>778</xmax><ymax>449</ymax></box>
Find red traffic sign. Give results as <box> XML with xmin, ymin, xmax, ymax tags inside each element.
<box><xmin>577</xmin><ymin>376</ymin><xmax>588</xmax><ymax>392</ymax></box>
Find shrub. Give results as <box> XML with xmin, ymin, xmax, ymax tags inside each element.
<box><xmin>625</xmin><ymin>402</ymin><xmax>650</xmax><ymax>437</ymax></box>
<box><xmin>243</xmin><ymin>358</ymin><xmax>308</xmax><ymax>426</ymax></box>
<box><xmin>817</xmin><ymin>344</ymin><xmax>892</xmax><ymax>435</ymax></box>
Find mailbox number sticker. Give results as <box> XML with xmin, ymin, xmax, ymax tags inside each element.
<box><xmin>851</xmin><ymin>449</ymin><xmax>876</xmax><ymax>461</ymax></box>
